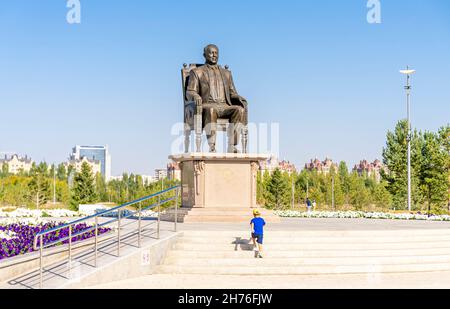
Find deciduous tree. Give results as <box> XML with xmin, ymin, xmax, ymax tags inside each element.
<box><xmin>28</xmin><ymin>164</ymin><xmax>50</xmax><ymax>209</ymax></box>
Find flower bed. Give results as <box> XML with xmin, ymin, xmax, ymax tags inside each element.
<box><xmin>0</xmin><ymin>207</ymin><xmax>158</xmax><ymax>219</ymax></box>
<box><xmin>274</xmin><ymin>210</ymin><xmax>450</xmax><ymax>222</ymax></box>
<box><xmin>0</xmin><ymin>221</ymin><xmax>112</xmax><ymax>261</ymax></box>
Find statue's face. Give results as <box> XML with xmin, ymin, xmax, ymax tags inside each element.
<box><xmin>204</xmin><ymin>46</ymin><xmax>219</xmax><ymax>65</ymax></box>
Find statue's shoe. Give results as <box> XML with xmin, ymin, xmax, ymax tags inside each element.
<box><xmin>228</xmin><ymin>146</ymin><xmax>239</xmax><ymax>153</ymax></box>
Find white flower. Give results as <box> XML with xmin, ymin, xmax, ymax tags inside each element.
<box><xmin>45</xmin><ymin>209</ymin><xmax>80</xmax><ymax>217</ymax></box>
<box><xmin>0</xmin><ymin>208</ymin><xmax>82</xmax><ymax>219</ymax></box>
<box><xmin>0</xmin><ymin>217</ymin><xmax>47</xmax><ymax>226</ymax></box>
<box><xmin>0</xmin><ymin>230</ymin><xmax>18</xmax><ymax>240</ymax></box>
<box><xmin>274</xmin><ymin>210</ymin><xmax>450</xmax><ymax>222</ymax></box>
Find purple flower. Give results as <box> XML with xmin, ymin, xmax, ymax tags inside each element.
<box><xmin>0</xmin><ymin>221</ymin><xmax>111</xmax><ymax>260</ymax></box>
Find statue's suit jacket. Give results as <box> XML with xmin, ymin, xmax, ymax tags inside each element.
<box><xmin>186</xmin><ymin>65</ymin><xmax>242</xmax><ymax>107</ymax></box>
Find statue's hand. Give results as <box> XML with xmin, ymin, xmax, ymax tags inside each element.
<box><xmin>194</xmin><ymin>96</ymin><xmax>202</xmax><ymax>107</ymax></box>
<box><xmin>238</xmin><ymin>96</ymin><xmax>248</xmax><ymax>108</ymax></box>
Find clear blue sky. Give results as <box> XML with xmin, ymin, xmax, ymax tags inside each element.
<box><xmin>1</xmin><ymin>0</ymin><xmax>449</xmax><ymax>175</ymax></box>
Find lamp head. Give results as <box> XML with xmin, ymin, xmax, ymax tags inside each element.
<box><xmin>400</xmin><ymin>69</ymin><xmax>416</xmax><ymax>75</ymax></box>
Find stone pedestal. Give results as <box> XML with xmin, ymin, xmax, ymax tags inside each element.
<box><xmin>169</xmin><ymin>153</ymin><xmax>269</xmax><ymax>209</ymax></box>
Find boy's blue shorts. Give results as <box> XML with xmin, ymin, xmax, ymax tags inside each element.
<box><xmin>252</xmin><ymin>233</ymin><xmax>264</xmax><ymax>244</ymax></box>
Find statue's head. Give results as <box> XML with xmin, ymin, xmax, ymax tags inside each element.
<box><xmin>203</xmin><ymin>44</ymin><xmax>219</xmax><ymax>65</ymax></box>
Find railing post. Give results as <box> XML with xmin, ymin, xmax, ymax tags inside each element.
<box><xmin>39</xmin><ymin>235</ymin><xmax>43</xmax><ymax>289</ymax></box>
<box><xmin>138</xmin><ymin>202</ymin><xmax>142</xmax><ymax>248</ymax></box>
<box><xmin>117</xmin><ymin>209</ymin><xmax>121</xmax><ymax>256</ymax></box>
<box><xmin>94</xmin><ymin>216</ymin><xmax>98</xmax><ymax>268</ymax></box>
<box><xmin>157</xmin><ymin>195</ymin><xmax>161</xmax><ymax>239</ymax></box>
<box><xmin>68</xmin><ymin>225</ymin><xmax>72</xmax><ymax>277</ymax></box>
<box><xmin>174</xmin><ymin>188</ymin><xmax>178</xmax><ymax>232</ymax></box>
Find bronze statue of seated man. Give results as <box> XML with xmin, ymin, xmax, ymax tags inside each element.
<box><xmin>186</xmin><ymin>44</ymin><xmax>247</xmax><ymax>153</ymax></box>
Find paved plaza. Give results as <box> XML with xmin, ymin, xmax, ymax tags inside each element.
<box><xmin>88</xmin><ymin>217</ymin><xmax>450</xmax><ymax>289</ymax></box>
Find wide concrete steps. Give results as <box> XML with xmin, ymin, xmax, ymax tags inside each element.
<box><xmin>178</xmin><ymin>235</ymin><xmax>450</xmax><ymax>244</ymax></box>
<box><xmin>156</xmin><ymin>263</ymin><xmax>450</xmax><ymax>275</ymax></box>
<box><xmin>180</xmin><ymin>230</ymin><xmax>450</xmax><ymax>237</ymax></box>
<box><xmin>163</xmin><ymin>255</ymin><xmax>450</xmax><ymax>266</ymax></box>
<box><xmin>173</xmin><ymin>242</ymin><xmax>450</xmax><ymax>251</ymax></box>
<box><xmin>156</xmin><ymin>229</ymin><xmax>450</xmax><ymax>276</ymax></box>
<box><xmin>165</xmin><ymin>247</ymin><xmax>450</xmax><ymax>258</ymax></box>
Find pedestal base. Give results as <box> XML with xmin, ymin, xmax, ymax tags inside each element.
<box><xmin>169</xmin><ymin>153</ymin><xmax>269</xmax><ymax>209</ymax></box>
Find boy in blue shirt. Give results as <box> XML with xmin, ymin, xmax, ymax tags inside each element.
<box><xmin>250</xmin><ymin>209</ymin><xmax>266</xmax><ymax>258</ymax></box>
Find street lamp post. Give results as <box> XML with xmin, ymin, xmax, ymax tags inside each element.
<box><xmin>400</xmin><ymin>67</ymin><xmax>416</xmax><ymax>212</ymax></box>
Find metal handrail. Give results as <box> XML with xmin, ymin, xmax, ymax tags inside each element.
<box><xmin>33</xmin><ymin>186</ymin><xmax>178</xmax><ymax>248</ymax></box>
<box><xmin>33</xmin><ymin>185</ymin><xmax>180</xmax><ymax>289</ymax></box>
<box><xmin>32</xmin><ymin>195</ymin><xmax>177</xmax><ymax>250</ymax></box>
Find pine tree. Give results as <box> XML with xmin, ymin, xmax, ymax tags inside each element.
<box><xmin>57</xmin><ymin>163</ymin><xmax>67</xmax><ymax>181</ymax></box>
<box><xmin>71</xmin><ymin>162</ymin><xmax>97</xmax><ymax>209</ymax></box>
<box><xmin>265</xmin><ymin>168</ymin><xmax>290</xmax><ymax>209</ymax></box>
<box><xmin>260</xmin><ymin>170</ymin><xmax>271</xmax><ymax>206</ymax></box>
<box><xmin>419</xmin><ymin>132</ymin><xmax>449</xmax><ymax>214</ymax></box>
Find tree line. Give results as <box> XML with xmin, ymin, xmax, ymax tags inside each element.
<box><xmin>259</xmin><ymin>121</ymin><xmax>450</xmax><ymax>214</ymax></box>
<box><xmin>1</xmin><ymin>120</ymin><xmax>448</xmax><ymax>213</ymax></box>
<box><xmin>0</xmin><ymin>161</ymin><xmax>178</xmax><ymax>210</ymax></box>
